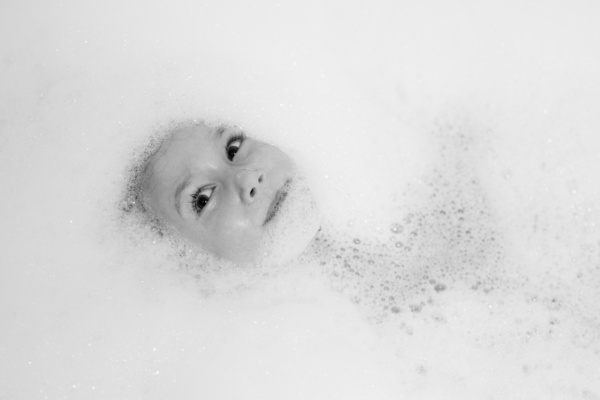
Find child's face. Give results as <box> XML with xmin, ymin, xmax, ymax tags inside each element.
<box><xmin>141</xmin><ymin>124</ymin><xmax>317</xmax><ymax>263</ymax></box>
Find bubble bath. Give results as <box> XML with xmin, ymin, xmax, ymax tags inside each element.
<box><xmin>1</xmin><ymin>0</ymin><xmax>599</xmax><ymax>399</ymax></box>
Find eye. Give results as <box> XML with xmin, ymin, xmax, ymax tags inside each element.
<box><xmin>190</xmin><ymin>186</ymin><xmax>214</xmax><ymax>214</ymax></box>
<box><xmin>226</xmin><ymin>134</ymin><xmax>245</xmax><ymax>161</ymax></box>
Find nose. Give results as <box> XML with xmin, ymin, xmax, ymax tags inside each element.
<box><xmin>235</xmin><ymin>168</ymin><xmax>266</xmax><ymax>204</ymax></box>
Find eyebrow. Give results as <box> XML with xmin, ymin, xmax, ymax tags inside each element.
<box><xmin>215</xmin><ymin>126</ymin><xmax>226</xmax><ymax>138</ymax></box>
<box><xmin>174</xmin><ymin>177</ymin><xmax>189</xmax><ymax>217</ymax></box>
<box><xmin>172</xmin><ymin>127</ymin><xmax>225</xmax><ymax>217</ymax></box>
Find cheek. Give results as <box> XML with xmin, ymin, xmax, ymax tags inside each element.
<box><xmin>269</xmin><ymin>148</ymin><xmax>293</xmax><ymax>169</ymax></box>
<box><xmin>253</xmin><ymin>143</ymin><xmax>290</xmax><ymax>167</ymax></box>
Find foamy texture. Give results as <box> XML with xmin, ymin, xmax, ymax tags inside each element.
<box><xmin>309</xmin><ymin>119</ymin><xmax>600</xmax><ymax>396</ymax></box>
<box><xmin>1</xmin><ymin>0</ymin><xmax>600</xmax><ymax>399</ymax></box>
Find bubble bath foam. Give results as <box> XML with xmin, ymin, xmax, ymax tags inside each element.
<box><xmin>1</xmin><ymin>0</ymin><xmax>599</xmax><ymax>399</ymax></box>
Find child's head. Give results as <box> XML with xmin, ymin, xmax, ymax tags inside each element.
<box><xmin>134</xmin><ymin>122</ymin><xmax>320</xmax><ymax>263</ymax></box>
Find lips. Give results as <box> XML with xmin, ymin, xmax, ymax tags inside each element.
<box><xmin>264</xmin><ymin>179</ymin><xmax>291</xmax><ymax>225</ymax></box>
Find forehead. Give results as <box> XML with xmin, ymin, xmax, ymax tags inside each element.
<box><xmin>160</xmin><ymin>125</ymin><xmax>216</xmax><ymax>158</ymax></box>
<box><xmin>144</xmin><ymin>125</ymin><xmax>218</xmax><ymax>189</ymax></box>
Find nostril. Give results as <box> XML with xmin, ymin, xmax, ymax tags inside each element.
<box><xmin>258</xmin><ymin>174</ymin><xmax>264</xmax><ymax>183</ymax></box>
<box><xmin>250</xmin><ymin>188</ymin><xmax>255</xmax><ymax>197</ymax></box>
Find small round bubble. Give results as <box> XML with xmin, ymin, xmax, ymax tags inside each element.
<box><xmin>390</xmin><ymin>223</ymin><xmax>403</xmax><ymax>234</ymax></box>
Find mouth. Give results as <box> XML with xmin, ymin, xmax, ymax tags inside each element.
<box><xmin>264</xmin><ymin>179</ymin><xmax>291</xmax><ymax>225</ymax></box>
